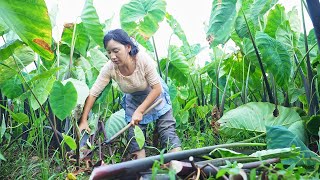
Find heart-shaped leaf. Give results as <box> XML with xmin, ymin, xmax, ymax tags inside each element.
<box><xmin>49</xmin><ymin>81</ymin><xmax>77</xmax><ymax>120</ymax></box>
<box><xmin>120</xmin><ymin>0</ymin><xmax>166</xmax><ymax>39</ymax></box>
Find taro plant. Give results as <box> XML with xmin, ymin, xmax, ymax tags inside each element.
<box><xmin>0</xmin><ymin>0</ymin><xmax>320</xmax><ymax>178</ymax></box>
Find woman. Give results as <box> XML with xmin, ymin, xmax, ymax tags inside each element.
<box><xmin>79</xmin><ymin>29</ymin><xmax>181</xmax><ymax>158</ymax></box>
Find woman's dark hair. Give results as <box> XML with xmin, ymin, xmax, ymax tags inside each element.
<box><xmin>103</xmin><ymin>29</ymin><xmax>139</xmax><ymax>56</ymax></box>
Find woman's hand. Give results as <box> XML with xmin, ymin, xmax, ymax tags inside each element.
<box><xmin>79</xmin><ymin>120</ymin><xmax>91</xmax><ymax>134</ymax></box>
<box><xmin>130</xmin><ymin>110</ymin><xmax>143</xmax><ymax>125</ymax></box>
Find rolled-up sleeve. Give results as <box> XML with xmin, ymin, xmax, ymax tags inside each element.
<box><xmin>89</xmin><ymin>62</ymin><xmax>111</xmax><ymax>97</ymax></box>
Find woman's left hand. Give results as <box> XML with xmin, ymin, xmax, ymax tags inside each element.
<box><xmin>131</xmin><ymin>110</ymin><xmax>143</xmax><ymax>125</ymax></box>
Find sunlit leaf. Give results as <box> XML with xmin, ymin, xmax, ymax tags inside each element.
<box><xmin>166</xmin><ymin>13</ymin><xmax>189</xmax><ymax>47</ymax></box>
<box><xmin>207</xmin><ymin>0</ymin><xmax>241</xmax><ymax>47</ymax></box>
<box><xmin>235</xmin><ymin>0</ymin><xmax>278</xmax><ymax>38</ymax></box>
<box><xmin>120</xmin><ymin>0</ymin><xmax>166</xmax><ymax>39</ymax></box>
<box><xmin>264</xmin><ymin>4</ymin><xmax>286</xmax><ymax>38</ymax></box>
<box><xmin>134</xmin><ymin>125</ymin><xmax>145</xmax><ymax>150</ymax></box>
<box><xmin>61</xmin><ymin>23</ymin><xmax>89</xmax><ymax>57</ymax></box>
<box><xmin>62</xmin><ymin>133</ymin><xmax>77</xmax><ymax>150</ymax></box>
<box><xmin>81</xmin><ymin>0</ymin><xmax>104</xmax><ymax>47</ymax></box>
<box><xmin>0</xmin><ymin>0</ymin><xmax>53</xmax><ymax>60</ymax></box>
<box><xmin>275</xmin><ymin>20</ymin><xmax>296</xmax><ymax>57</ymax></box>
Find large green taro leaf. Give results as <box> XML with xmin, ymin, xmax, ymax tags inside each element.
<box><xmin>0</xmin><ymin>16</ymin><xmax>9</xmax><ymax>36</ymax></box>
<box><xmin>60</xmin><ymin>23</ymin><xmax>89</xmax><ymax>57</ymax></box>
<box><xmin>88</xmin><ymin>49</ymin><xmax>108</xmax><ymax>71</ymax></box>
<box><xmin>120</xmin><ymin>0</ymin><xmax>166</xmax><ymax>39</ymax></box>
<box><xmin>0</xmin><ymin>40</ymin><xmax>23</xmax><ymax>61</ymax></box>
<box><xmin>104</xmin><ymin>109</ymin><xmax>127</xmax><ymax>139</ymax></box>
<box><xmin>264</xmin><ymin>4</ymin><xmax>287</xmax><ymax>38</ymax></box>
<box><xmin>81</xmin><ymin>0</ymin><xmax>104</xmax><ymax>48</ymax></box>
<box><xmin>266</xmin><ymin>126</ymin><xmax>318</xmax><ymax>166</ymax></box>
<box><xmin>62</xmin><ymin>78</ymin><xmax>89</xmax><ymax>105</ymax></box>
<box><xmin>255</xmin><ymin>32</ymin><xmax>291</xmax><ymax>87</ymax></box>
<box><xmin>49</xmin><ymin>81</ymin><xmax>78</xmax><ymax>120</ymax></box>
<box><xmin>30</xmin><ymin>77</ymin><xmax>55</xmax><ymax>110</ymax></box>
<box><xmin>206</xmin><ymin>0</ymin><xmax>241</xmax><ymax>47</ymax></box>
<box><xmin>0</xmin><ymin>45</ymin><xmax>35</xmax><ymax>84</ymax></box>
<box><xmin>0</xmin><ymin>0</ymin><xmax>53</xmax><ymax>60</ymax></box>
<box><xmin>218</xmin><ymin>102</ymin><xmax>305</xmax><ymax>143</ymax></box>
<box><xmin>275</xmin><ymin>20</ymin><xmax>296</xmax><ymax>57</ymax></box>
<box><xmin>160</xmin><ymin>46</ymin><xmax>190</xmax><ymax>85</ymax></box>
<box><xmin>235</xmin><ymin>0</ymin><xmax>278</xmax><ymax>38</ymax></box>
<box><xmin>0</xmin><ymin>75</ymin><xmax>23</xmax><ymax>99</ymax></box>
<box><xmin>166</xmin><ymin>13</ymin><xmax>189</xmax><ymax>47</ymax></box>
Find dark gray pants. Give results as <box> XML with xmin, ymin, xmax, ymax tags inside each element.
<box><xmin>128</xmin><ymin>109</ymin><xmax>181</xmax><ymax>153</ymax></box>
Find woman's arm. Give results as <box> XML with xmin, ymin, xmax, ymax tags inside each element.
<box><xmin>131</xmin><ymin>83</ymin><xmax>162</xmax><ymax>125</ymax></box>
<box><xmin>79</xmin><ymin>95</ymin><xmax>97</xmax><ymax>133</ymax></box>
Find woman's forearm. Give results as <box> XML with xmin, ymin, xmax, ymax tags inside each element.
<box><xmin>81</xmin><ymin>95</ymin><xmax>97</xmax><ymax>122</ymax></box>
<box><xmin>137</xmin><ymin>83</ymin><xmax>162</xmax><ymax>113</ymax></box>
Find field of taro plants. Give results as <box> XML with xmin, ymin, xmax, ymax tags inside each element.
<box><xmin>0</xmin><ymin>0</ymin><xmax>320</xmax><ymax>179</ymax></box>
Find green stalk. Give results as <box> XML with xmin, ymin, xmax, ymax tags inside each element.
<box><xmin>294</xmin><ymin>54</ymin><xmax>311</xmax><ymax>107</ymax></box>
<box><xmin>165</xmin><ymin>34</ymin><xmax>174</xmax><ymax>83</ymax></box>
<box><xmin>66</xmin><ymin>23</ymin><xmax>78</xmax><ymax>79</ymax></box>
<box><xmin>242</xmin><ymin>10</ymin><xmax>275</xmax><ymax>104</ymax></box>
<box><xmin>301</xmin><ymin>1</ymin><xmax>319</xmax><ymax>115</ymax></box>
<box><xmin>241</xmin><ymin>56</ymin><xmax>245</xmax><ymax>103</ymax></box>
<box><xmin>220</xmin><ymin>64</ymin><xmax>234</xmax><ymax>116</ymax></box>
<box><xmin>200</xmin><ymin>75</ymin><xmax>205</xmax><ymax>106</ymax></box>
<box><xmin>152</xmin><ymin>36</ymin><xmax>162</xmax><ymax>78</ymax></box>
<box><xmin>237</xmin><ymin>132</ymin><xmax>267</xmax><ymax>143</ymax></box>
<box><xmin>190</xmin><ymin>75</ymin><xmax>201</xmax><ymax>106</ymax></box>
<box><xmin>244</xmin><ymin>61</ymin><xmax>251</xmax><ymax>104</ymax></box>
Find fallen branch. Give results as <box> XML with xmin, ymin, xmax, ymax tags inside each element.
<box><xmin>90</xmin><ymin>142</ymin><xmax>266</xmax><ymax>180</ymax></box>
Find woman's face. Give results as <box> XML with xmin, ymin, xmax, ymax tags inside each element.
<box><xmin>106</xmin><ymin>39</ymin><xmax>131</xmax><ymax>66</ymax></box>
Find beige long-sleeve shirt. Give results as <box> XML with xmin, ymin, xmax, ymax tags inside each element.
<box><xmin>89</xmin><ymin>51</ymin><xmax>160</xmax><ymax>97</ymax></box>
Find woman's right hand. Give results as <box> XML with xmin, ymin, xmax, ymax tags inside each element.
<box><xmin>79</xmin><ymin>120</ymin><xmax>91</xmax><ymax>134</ymax></box>
<box><xmin>79</xmin><ymin>95</ymin><xmax>97</xmax><ymax>134</ymax></box>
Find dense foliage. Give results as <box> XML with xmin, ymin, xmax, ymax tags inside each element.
<box><xmin>0</xmin><ymin>0</ymin><xmax>319</xmax><ymax>179</ymax></box>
